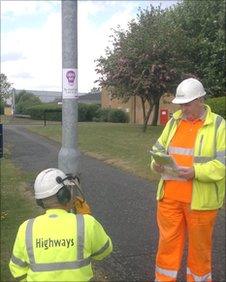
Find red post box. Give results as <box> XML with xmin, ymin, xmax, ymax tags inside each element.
<box><xmin>160</xmin><ymin>109</ymin><xmax>168</xmax><ymax>125</ymax></box>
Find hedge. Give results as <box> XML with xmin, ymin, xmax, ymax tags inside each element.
<box><xmin>27</xmin><ymin>103</ymin><xmax>129</xmax><ymax>123</ymax></box>
<box><xmin>206</xmin><ymin>96</ymin><xmax>226</xmax><ymax>119</ymax></box>
<box><xmin>93</xmin><ymin>108</ymin><xmax>129</xmax><ymax>123</ymax></box>
<box><xmin>78</xmin><ymin>103</ymin><xmax>100</xmax><ymax>122</ymax></box>
<box><xmin>27</xmin><ymin>103</ymin><xmax>101</xmax><ymax>122</ymax></box>
<box><xmin>0</xmin><ymin>100</ymin><xmax>4</xmax><ymax>115</ymax></box>
<box><xmin>27</xmin><ymin>103</ymin><xmax>61</xmax><ymax>121</ymax></box>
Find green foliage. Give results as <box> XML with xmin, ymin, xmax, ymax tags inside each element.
<box><xmin>206</xmin><ymin>97</ymin><xmax>226</xmax><ymax>119</ymax></box>
<box><xmin>0</xmin><ymin>73</ymin><xmax>12</xmax><ymax>100</ymax></box>
<box><xmin>108</xmin><ymin>109</ymin><xmax>129</xmax><ymax>123</ymax></box>
<box><xmin>27</xmin><ymin>103</ymin><xmax>61</xmax><ymax>120</ymax></box>
<box><xmin>78</xmin><ymin>103</ymin><xmax>100</xmax><ymax>122</ymax></box>
<box><xmin>96</xmin><ymin>0</ymin><xmax>225</xmax><ymax>128</ymax></box>
<box><xmin>1</xmin><ymin>159</ymin><xmax>40</xmax><ymax>282</ymax></box>
<box><xmin>28</xmin><ymin>103</ymin><xmax>128</xmax><ymax>123</ymax></box>
<box><xmin>0</xmin><ymin>98</ymin><xmax>5</xmax><ymax>114</ymax></box>
<box><xmin>16</xmin><ymin>90</ymin><xmax>42</xmax><ymax>114</ymax></box>
<box><xmin>95</xmin><ymin>108</ymin><xmax>111</xmax><ymax>122</ymax></box>
<box><xmin>27</xmin><ymin>103</ymin><xmax>101</xmax><ymax>122</ymax></box>
<box><xmin>94</xmin><ymin>108</ymin><xmax>129</xmax><ymax>123</ymax></box>
<box><xmin>166</xmin><ymin>0</ymin><xmax>225</xmax><ymax>97</ymax></box>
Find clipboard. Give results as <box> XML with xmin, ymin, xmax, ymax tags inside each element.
<box><xmin>149</xmin><ymin>150</ymin><xmax>177</xmax><ymax>167</ymax></box>
<box><xmin>150</xmin><ymin>150</ymin><xmax>186</xmax><ymax>181</ymax></box>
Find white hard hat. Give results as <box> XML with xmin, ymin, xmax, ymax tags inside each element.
<box><xmin>34</xmin><ymin>168</ymin><xmax>70</xmax><ymax>199</ymax></box>
<box><xmin>172</xmin><ymin>78</ymin><xmax>206</xmax><ymax>104</ymax></box>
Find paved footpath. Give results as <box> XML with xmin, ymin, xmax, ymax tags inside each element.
<box><xmin>4</xmin><ymin>125</ymin><xmax>225</xmax><ymax>282</ymax></box>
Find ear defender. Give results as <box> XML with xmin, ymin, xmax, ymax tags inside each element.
<box><xmin>57</xmin><ymin>186</ymin><xmax>71</xmax><ymax>205</ymax></box>
<box><xmin>36</xmin><ymin>199</ymin><xmax>45</xmax><ymax>209</ymax></box>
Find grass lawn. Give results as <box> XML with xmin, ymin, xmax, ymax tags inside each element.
<box><xmin>0</xmin><ymin>154</ymin><xmax>40</xmax><ymax>281</ymax></box>
<box><xmin>26</xmin><ymin>122</ymin><xmax>163</xmax><ymax>181</ymax></box>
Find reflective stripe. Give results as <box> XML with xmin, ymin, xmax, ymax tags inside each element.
<box><xmin>11</xmin><ymin>254</ymin><xmax>28</xmax><ymax>267</ymax></box>
<box><xmin>76</xmin><ymin>214</ymin><xmax>84</xmax><ymax>260</ymax></box>
<box><xmin>156</xmin><ymin>266</ymin><xmax>177</xmax><ymax>278</ymax></box>
<box><xmin>168</xmin><ymin>118</ymin><xmax>175</xmax><ymax>133</ymax></box>
<box><xmin>92</xmin><ymin>239</ymin><xmax>110</xmax><ymax>257</ymax></box>
<box><xmin>153</xmin><ymin>141</ymin><xmax>166</xmax><ymax>152</ymax></box>
<box><xmin>152</xmin><ymin>118</ymin><xmax>175</xmax><ymax>154</ymax></box>
<box><xmin>194</xmin><ymin>152</ymin><xmax>225</xmax><ymax>164</ymax></box>
<box><xmin>168</xmin><ymin>146</ymin><xmax>194</xmax><ymax>155</ymax></box>
<box><xmin>25</xmin><ymin>214</ymin><xmax>89</xmax><ymax>272</ymax></box>
<box><xmin>30</xmin><ymin>257</ymin><xmax>91</xmax><ymax>272</ymax></box>
<box><xmin>194</xmin><ymin>156</ymin><xmax>214</xmax><ymax>163</ymax></box>
<box><xmin>214</xmin><ymin>115</ymin><xmax>224</xmax><ymax>156</ymax></box>
<box><xmin>216</xmin><ymin>150</ymin><xmax>226</xmax><ymax>165</ymax></box>
<box><xmin>26</xmin><ymin>218</ymin><xmax>35</xmax><ymax>265</ymax></box>
<box><xmin>187</xmin><ymin>267</ymin><xmax>212</xmax><ymax>282</ymax></box>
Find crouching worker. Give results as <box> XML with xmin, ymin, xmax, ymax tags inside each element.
<box><xmin>9</xmin><ymin>168</ymin><xmax>113</xmax><ymax>281</ymax></box>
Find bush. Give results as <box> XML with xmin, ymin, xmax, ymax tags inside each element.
<box><xmin>15</xmin><ymin>90</ymin><xmax>42</xmax><ymax>114</ymax></box>
<box><xmin>206</xmin><ymin>96</ymin><xmax>226</xmax><ymax>119</ymax></box>
<box><xmin>27</xmin><ymin>103</ymin><xmax>101</xmax><ymax>122</ymax></box>
<box><xmin>0</xmin><ymin>99</ymin><xmax>5</xmax><ymax>115</ymax></box>
<box><xmin>108</xmin><ymin>109</ymin><xmax>129</xmax><ymax>123</ymax></box>
<box><xmin>78</xmin><ymin>103</ymin><xmax>100</xmax><ymax>122</ymax></box>
<box><xmin>27</xmin><ymin>103</ymin><xmax>129</xmax><ymax>123</ymax></box>
<box><xmin>95</xmin><ymin>108</ymin><xmax>129</xmax><ymax>123</ymax></box>
<box><xmin>27</xmin><ymin>103</ymin><xmax>61</xmax><ymax>121</ymax></box>
<box><xmin>95</xmin><ymin>108</ymin><xmax>111</xmax><ymax>122</ymax></box>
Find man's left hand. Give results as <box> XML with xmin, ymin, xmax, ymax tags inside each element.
<box><xmin>178</xmin><ymin>167</ymin><xmax>195</xmax><ymax>180</ymax></box>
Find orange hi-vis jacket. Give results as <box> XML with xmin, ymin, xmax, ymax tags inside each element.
<box><xmin>151</xmin><ymin>105</ymin><xmax>225</xmax><ymax>210</ymax></box>
<box><xmin>164</xmin><ymin>118</ymin><xmax>204</xmax><ymax>203</ymax></box>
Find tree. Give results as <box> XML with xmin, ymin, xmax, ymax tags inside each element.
<box><xmin>89</xmin><ymin>87</ymin><xmax>100</xmax><ymax>94</ymax></box>
<box><xmin>0</xmin><ymin>73</ymin><xmax>12</xmax><ymax>101</ymax></box>
<box><xmin>96</xmin><ymin>5</ymin><xmax>184</xmax><ymax>130</ymax></box>
<box><xmin>15</xmin><ymin>90</ymin><xmax>42</xmax><ymax>114</ymax></box>
<box><xmin>171</xmin><ymin>0</ymin><xmax>225</xmax><ymax>96</ymax></box>
<box><xmin>96</xmin><ymin>1</ymin><xmax>225</xmax><ymax>131</ymax></box>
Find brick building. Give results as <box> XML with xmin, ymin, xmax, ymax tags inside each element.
<box><xmin>101</xmin><ymin>88</ymin><xmax>179</xmax><ymax>125</ymax></box>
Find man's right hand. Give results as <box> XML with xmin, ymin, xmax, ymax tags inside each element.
<box><xmin>153</xmin><ymin>162</ymin><xmax>165</xmax><ymax>173</ymax></box>
<box><xmin>73</xmin><ymin>196</ymin><xmax>92</xmax><ymax>215</ymax></box>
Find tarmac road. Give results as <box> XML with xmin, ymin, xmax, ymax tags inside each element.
<box><xmin>4</xmin><ymin>124</ymin><xmax>225</xmax><ymax>282</ymax></box>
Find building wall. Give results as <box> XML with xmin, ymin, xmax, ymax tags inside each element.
<box><xmin>157</xmin><ymin>93</ymin><xmax>180</xmax><ymax>125</ymax></box>
<box><xmin>4</xmin><ymin>106</ymin><xmax>13</xmax><ymax>116</ymax></box>
<box><xmin>101</xmin><ymin>88</ymin><xmax>155</xmax><ymax>124</ymax></box>
<box><xmin>101</xmin><ymin>88</ymin><xmax>179</xmax><ymax>125</ymax></box>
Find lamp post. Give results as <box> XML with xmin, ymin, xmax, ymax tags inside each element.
<box><xmin>58</xmin><ymin>0</ymin><xmax>80</xmax><ymax>176</ymax></box>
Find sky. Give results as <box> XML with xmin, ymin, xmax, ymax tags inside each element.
<box><xmin>1</xmin><ymin>0</ymin><xmax>178</xmax><ymax>93</ymax></box>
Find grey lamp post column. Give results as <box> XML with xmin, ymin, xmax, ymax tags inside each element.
<box><xmin>58</xmin><ymin>0</ymin><xmax>80</xmax><ymax>176</ymax></box>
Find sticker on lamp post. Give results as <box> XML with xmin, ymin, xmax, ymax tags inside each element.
<box><xmin>63</xmin><ymin>68</ymin><xmax>78</xmax><ymax>99</ymax></box>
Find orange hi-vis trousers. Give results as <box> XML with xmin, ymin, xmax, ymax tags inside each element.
<box><xmin>155</xmin><ymin>198</ymin><xmax>217</xmax><ymax>282</ymax></box>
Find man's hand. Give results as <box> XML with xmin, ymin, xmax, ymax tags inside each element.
<box><xmin>178</xmin><ymin>167</ymin><xmax>195</xmax><ymax>180</ymax></box>
<box><xmin>74</xmin><ymin>196</ymin><xmax>92</xmax><ymax>215</ymax></box>
<box><xmin>153</xmin><ymin>162</ymin><xmax>164</xmax><ymax>173</ymax></box>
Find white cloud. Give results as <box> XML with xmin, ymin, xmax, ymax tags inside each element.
<box><xmin>77</xmin><ymin>1</ymin><xmax>144</xmax><ymax>92</ymax></box>
<box><xmin>1</xmin><ymin>4</ymin><xmax>62</xmax><ymax>91</ymax></box>
<box><xmin>1</xmin><ymin>1</ymin><xmax>177</xmax><ymax>93</ymax></box>
<box><xmin>1</xmin><ymin>0</ymin><xmax>55</xmax><ymax>17</ymax></box>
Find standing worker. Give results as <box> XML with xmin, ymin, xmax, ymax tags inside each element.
<box><xmin>9</xmin><ymin>168</ymin><xmax>113</xmax><ymax>281</ymax></box>
<box><xmin>151</xmin><ymin>78</ymin><xmax>225</xmax><ymax>281</ymax></box>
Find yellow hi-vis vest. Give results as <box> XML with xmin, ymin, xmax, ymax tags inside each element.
<box><xmin>151</xmin><ymin>105</ymin><xmax>225</xmax><ymax>210</ymax></box>
<box><xmin>9</xmin><ymin>209</ymin><xmax>113</xmax><ymax>281</ymax></box>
